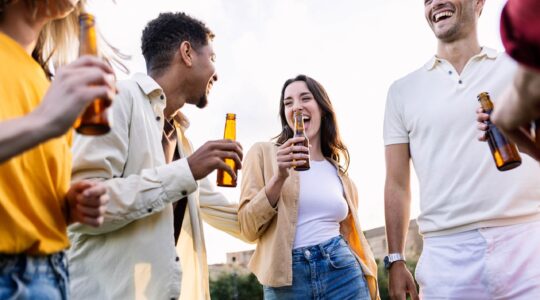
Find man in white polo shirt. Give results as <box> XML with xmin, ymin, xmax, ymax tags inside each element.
<box><xmin>383</xmin><ymin>0</ymin><xmax>540</xmax><ymax>299</ymax></box>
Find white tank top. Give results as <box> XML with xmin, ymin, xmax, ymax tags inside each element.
<box><xmin>293</xmin><ymin>159</ymin><xmax>349</xmax><ymax>249</ymax></box>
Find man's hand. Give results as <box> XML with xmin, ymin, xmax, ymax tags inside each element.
<box><xmin>389</xmin><ymin>262</ymin><xmax>419</xmax><ymax>300</ymax></box>
<box><xmin>476</xmin><ymin>105</ymin><xmax>540</xmax><ymax>161</ymax></box>
<box><xmin>187</xmin><ymin>139</ymin><xmax>243</xmax><ymax>181</ymax></box>
<box><xmin>476</xmin><ymin>107</ymin><xmax>490</xmax><ymax>142</ymax></box>
<box><xmin>66</xmin><ymin>180</ymin><xmax>109</xmax><ymax>227</ymax></box>
<box><xmin>490</xmin><ymin>65</ymin><xmax>540</xmax><ymax>162</ymax></box>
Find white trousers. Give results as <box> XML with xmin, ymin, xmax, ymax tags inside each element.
<box><xmin>416</xmin><ymin>220</ymin><xmax>540</xmax><ymax>300</ymax></box>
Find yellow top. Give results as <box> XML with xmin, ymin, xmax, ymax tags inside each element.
<box><xmin>0</xmin><ymin>32</ymin><xmax>72</xmax><ymax>254</ymax></box>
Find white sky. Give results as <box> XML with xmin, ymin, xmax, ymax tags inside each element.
<box><xmin>87</xmin><ymin>0</ymin><xmax>508</xmax><ymax>264</ymax></box>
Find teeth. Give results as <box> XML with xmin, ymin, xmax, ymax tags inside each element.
<box><xmin>434</xmin><ymin>11</ymin><xmax>453</xmax><ymax>22</ymax></box>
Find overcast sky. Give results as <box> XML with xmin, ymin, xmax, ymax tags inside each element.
<box><xmin>87</xmin><ymin>0</ymin><xmax>508</xmax><ymax>264</ymax></box>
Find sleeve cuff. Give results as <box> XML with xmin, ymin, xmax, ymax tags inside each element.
<box><xmin>384</xmin><ymin>137</ymin><xmax>410</xmax><ymax>146</ymax></box>
<box><xmin>249</xmin><ymin>188</ymin><xmax>278</xmax><ymax>224</ymax></box>
<box><xmin>157</xmin><ymin>158</ymin><xmax>198</xmax><ymax>201</ymax></box>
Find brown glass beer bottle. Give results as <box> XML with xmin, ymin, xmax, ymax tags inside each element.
<box><xmin>217</xmin><ymin>113</ymin><xmax>238</xmax><ymax>187</ymax></box>
<box><xmin>73</xmin><ymin>13</ymin><xmax>111</xmax><ymax>135</ymax></box>
<box><xmin>477</xmin><ymin>92</ymin><xmax>521</xmax><ymax>171</ymax></box>
<box><xmin>293</xmin><ymin>111</ymin><xmax>310</xmax><ymax>171</ymax></box>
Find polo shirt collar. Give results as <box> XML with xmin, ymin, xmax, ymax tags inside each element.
<box><xmin>425</xmin><ymin>46</ymin><xmax>499</xmax><ymax>71</ymax></box>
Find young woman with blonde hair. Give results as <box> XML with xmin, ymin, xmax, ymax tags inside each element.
<box><xmin>0</xmin><ymin>1</ymin><xmax>113</xmax><ymax>298</ymax></box>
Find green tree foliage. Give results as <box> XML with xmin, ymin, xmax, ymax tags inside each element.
<box><xmin>210</xmin><ymin>259</ymin><xmax>418</xmax><ymax>299</ymax></box>
<box><xmin>210</xmin><ymin>273</ymin><xmax>263</xmax><ymax>300</ymax></box>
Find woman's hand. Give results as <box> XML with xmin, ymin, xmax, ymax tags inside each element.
<box><xmin>275</xmin><ymin>136</ymin><xmax>309</xmax><ymax>180</ymax></box>
<box><xmin>264</xmin><ymin>137</ymin><xmax>309</xmax><ymax>207</ymax></box>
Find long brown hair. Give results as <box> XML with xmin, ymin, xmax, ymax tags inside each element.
<box><xmin>274</xmin><ymin>74</ymin><xmax>350</xmax><ymax>173</ymax></box>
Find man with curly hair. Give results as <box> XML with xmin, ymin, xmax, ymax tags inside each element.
<box><xmin>67</xmin><ymin>12</ymin><xmax>245</xmax><ymax>300</ymax></box>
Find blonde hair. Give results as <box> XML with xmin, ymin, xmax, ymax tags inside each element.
<box><xmin>35</xmin><ymin>4</ymin><xmax>82</xmax><ymax>77</ymax></box>
<box><xmin>2</xmin><ymin>1</ymin><xmax>128</xmax><ymax>78</ymax></box>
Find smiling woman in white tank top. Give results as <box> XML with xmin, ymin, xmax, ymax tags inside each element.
<box><xmin>238</xmin><ymin>75</ymin><xmax>379</xmax><ymax>300</ymax></box>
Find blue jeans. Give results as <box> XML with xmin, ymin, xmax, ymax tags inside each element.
<box><xmin>0</xmin><ymin>252</ymin><xmax>69</xmax><ymax>300</ymax></box>
<box><xmin>264</xmin><ymin>236</ymin><xmax>370</xmax><ymax>300</ymax></box>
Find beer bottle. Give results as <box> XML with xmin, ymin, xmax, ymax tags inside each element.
<box><xmin>477</xmin><ymin>92</ymin><xmax>521</xmax><ymax>171</ymax></box>
<box><xmin>217</xmin><ymin>113</ymin><xmax>238</xmax><ymax>187</ymax></box>
<box><xmin>293</xmin><ymin>111</ymin><xmax>310</xmax><ymax>171</ymax></box>
<box><xmin>73</xmin><ymin>13</ymin><xmax>111</xmax><ymax>135</ymax></box>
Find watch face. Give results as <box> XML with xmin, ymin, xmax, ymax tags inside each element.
<box><xmin>384</xmin><ymin>256</ymin><xmax>390</xmax><ymax>269</ymax></box>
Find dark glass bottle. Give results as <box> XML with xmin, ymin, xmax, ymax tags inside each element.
<box><xmin>74</xmin><ymin>13</ymin><xmax>111</xmax><ymax>135</ymax></box>
<box><xmin>477</xmin><ymin>92</ymin><xmax>521</xmax><ymax>171</ymax></box>
<box><xmin>293</xmin><ymin>111</ymin><xmax>310</xmax><ymax>171</ymax></box>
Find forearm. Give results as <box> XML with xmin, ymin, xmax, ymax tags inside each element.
<box><xmin>515</xmin><ymin>65</ymin><xmax>540</xmax><ymax>109</ymax></box>
<box><xmin>385</xmin><ymin>186</ymin><xmax>411</xmax><ymax>254</ymax></box>
<box><xmin>238</xmin><ymin>186</ymin><xmax>278</xmax><ymax>242</ymax></box>
<box><xmin>0</xmin><ymin>112</ymin><xmax>55</xmax><ymax>163</ymax></box>
<box><xmin>71</xmin><ymin>158</ymin><xmax>198</xmax><ymax>235</ymax></box>
<box><xmin>264</xmin><ymin>175</ymin><xmax>287</xmax><ymax>207</ymax></box>
<box><xmin>493</xmin><ymin>66</ymin><xmax>540</xmax><ymax>131</ymax></box>
<box><xmin>198</xmin><ymin>176</ymin><xmax>247</xmax><ymax>241</ymax></box>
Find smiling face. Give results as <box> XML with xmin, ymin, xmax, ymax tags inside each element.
<box><xmin>283</xmin><ymin>80</ymin><xmax>322</xmax><ymax>143</ymax></box>
<box><xmin>275</xmin><ymin>75</ymin><xmax>349</xmax><ymax>169</ymax></box>
<box><xmin>424</xmin><ymin>0</ymin><xmax>483</xmax><ymax>42</ymax></box>
<box><xmin>187</xmin><ymin>42</ymin><xmax>218</xmax><ymax>108</ymax></box>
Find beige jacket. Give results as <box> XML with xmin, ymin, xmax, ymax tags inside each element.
<box><xmin>238</xmin><ymin>142</ymin><xmax>379</xmax><ymax>300</ymax></box>
<box><xmin>68</xmin><ymin>73</ymin><xmax>243</xmax><ymax>300</ymax></box>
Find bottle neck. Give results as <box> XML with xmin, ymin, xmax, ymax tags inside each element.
<box><xmin>79</xmin><ymin>14</ymin><xmax>97</xmax><ymax>56</ymax></box>
<box><xmin>294</xmin><ymin>114</ymin><xmax>304</xmax><ymax>134</ymax></box>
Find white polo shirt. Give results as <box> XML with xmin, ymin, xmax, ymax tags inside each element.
<box><xmin>384</xmin><ymin>47</ymin><xmax>540</xmax><ymax>237</ymax></box>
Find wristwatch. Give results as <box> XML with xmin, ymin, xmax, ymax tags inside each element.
<box><xmin>384</xmin><ymin>253</ymin><xmax>405</xmax><ymax>269</ymax></box>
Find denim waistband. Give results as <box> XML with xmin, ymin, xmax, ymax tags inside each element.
<box><xmin>0</xmin><ymin>252</ymin><xmax>66</xmax><ymax>276</ymax></box>
<box><xmin>292</xmin><ymin>235</ymin><xmax>345</xmax><ymax>261</ymax></box>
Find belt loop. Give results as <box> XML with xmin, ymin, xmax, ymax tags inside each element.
<box><xmin>319</xmin><ymin>242</ymin><xmax>328</xmax><ymax>258</ymax></box>
<box><xmin>21</xmin><ymin>255</ymin><xmax>31</xmax><ymax>281</ymax></box>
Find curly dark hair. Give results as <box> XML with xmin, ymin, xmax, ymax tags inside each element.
<box><xmin>141</xmin><ymin>12</ymin><xmax>214</xmax><ymax>76</ymax></box>
<box><xmin>274</xmin><ymin>75</ymin><xmax>350</xmax><ymax>173</ymax></box>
